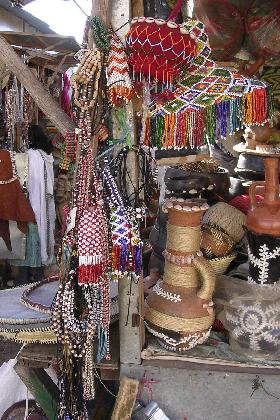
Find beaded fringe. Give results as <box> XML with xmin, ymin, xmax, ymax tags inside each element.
<box><xmin>111</xmin><ymin>243</ymin><xmax>142</xmax><ymax>280</ymax></box>
<box><xmin>78</xmin><ymin>256</ymin><xmax>106</xmax><ymax>284</ymax></box>
<box><xmin>144</xmin><ymin>86</ymin><xmax>274</xmax><ymax>149</ymax></box>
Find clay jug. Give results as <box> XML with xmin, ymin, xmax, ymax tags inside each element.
<box><xmin>247</xmin><ymin>157</ymin><xmax>280</xmax><ymax>236</ymax></box>
<box><xmin>145</xmin><ymin>199</ymin><xmax>216</xmax><ymax>351</ymax></box>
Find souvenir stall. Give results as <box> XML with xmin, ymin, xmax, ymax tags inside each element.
<box><xmin>1</xmin><ymin>0</ymin><xmax>280</xmax><ymax>419</ymax></box>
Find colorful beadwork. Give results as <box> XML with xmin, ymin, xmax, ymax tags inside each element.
<box><xmin>143</xmin><ymin>66</ymin><xmax>273</xmax><ymax>149</ymax></box>
<box><xmin>107</xmin><ymin>33</ymin><xmax>133</xmax><ymax>107</ymax></box>
<box><xmin>125</xmin><ymin>18</ymin><xmax>213</xmax><ymax>85</ymax></box>
<box><xmin>102</xmin><ymin>165</ymin><xmax>142</xmax><ymax>280</ymax></box>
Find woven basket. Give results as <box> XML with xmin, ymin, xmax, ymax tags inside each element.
<box><xmin>201</xmin><ymin>223</ymin><xmax>235</xmax><ymax>257</ymax></box>
<box><xmin>202</xmin><ymin>203</ymin><xmax>246</xmax><ymax>243</ymax></box>
<box><xmin>208</xmin><ymin>252</ymin><xmax>237</xmax><ymax>275</ymax></box>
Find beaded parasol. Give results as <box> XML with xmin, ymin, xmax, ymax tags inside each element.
<box><xmin>126</xmin><ymin>18</ymin><xmax>213</xmax><ymax>86</ymax></box>
<box><xmin>125</xmin><ymin>18</ymin><xmax>274</xmax><ymax>149</ymax></box>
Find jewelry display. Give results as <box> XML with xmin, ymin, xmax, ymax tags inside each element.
<box><xmin>52</xmin><ymin>36</ymin><xmax>112</xmax><ymax>417</ymax></box>
<box><xmin>125</xmin><ymin>18</ymin><xmax>273</xmax><ymax>150</ymax></box>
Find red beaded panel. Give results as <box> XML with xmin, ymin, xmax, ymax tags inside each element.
<box><xmin>126</xmin><ymin>18</ymin><xmax>197</xmax><ymax>84</ymax></box>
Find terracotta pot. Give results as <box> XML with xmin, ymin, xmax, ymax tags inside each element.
<box><xmin>145</xmin><ymin>202</ymin><xmax>216</xmax><ymax>351</ymax></box>
<box><xmin>167</xmin><ymin>204</ymin><xmax>204</xmax><ymax>227</ymax></box>
<box><xmin>247</xmin><ymin>157</ymin><xmax>280</xmax><ymax>236</ymax></box>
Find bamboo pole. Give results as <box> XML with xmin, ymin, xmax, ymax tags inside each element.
<box><xmin>0</xmin><ymin>35</ymin><xmax>75</xmax><ymax>137</ymax></box>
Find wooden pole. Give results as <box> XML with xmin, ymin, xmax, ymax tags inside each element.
<box><xmin>91</xmin><ymin>0</ymin><xmax>111</xmax><ymax>23</ymax></box>
<box><xmin>89</xmin><ymin>0</ymin><xmax>112</xmax><ymax>156</ymax></box>
<box><xmin>0</xmin><ymin>35</ymin><xmax>75</xmax><ymax>137</ymax></box>
<box><xmin>110</xmin><ymin>0</ymin><xmax>145</xmax><ymax>366</ymax></box>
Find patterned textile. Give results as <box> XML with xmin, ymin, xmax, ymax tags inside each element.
<box><xmin>102</xmin><ymin>165</ymin><xmax>142</xmax><ymax>279</ymax></box>
<box><xmin>143</xmin><ymin>66</ymin><xmax>273</xmax><ymax>149</ymax></box>
<box><xmin>247</xmin><ymin>231</ymin><xmax>280</xmax><ymax>286</ymax></box>
<box><xmin>10</xmin><ymin>222</ymin><xmax>42</xmax><ymax>267</ymax></box>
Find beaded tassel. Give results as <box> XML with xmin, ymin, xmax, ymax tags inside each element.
<box><xmin>77</xmin><ymin>205</ymin><xmax>108</xmax><ymax>285</ymax></box>
<box><xmin>107</xmin><ymin>33</ymin><xmax>133</xmax><ymax>107</ymax></box>
<box><xmin>101</xmin><ymin>165</ymin><xmax>142</xmax><ymax>281</ymax></box>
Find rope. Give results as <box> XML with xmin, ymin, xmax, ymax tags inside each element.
<box><xmin>167</xmin><ymin>223</ymin><xmax>201</xmax><ymax>253</ymax></box>
<box><xmin>164</xmin><ymin>260</ymin><xmax>199</xmax><ymax>288</ymax></box>
<box><xmin>192</xmin><ymin>256</ymin><xmax>216</xmax><ymax>301</ymax></box>
<box><xmin>145</xmin><ymin>307</ymin><xmax>214</xmax><ymax>332</ymax></box>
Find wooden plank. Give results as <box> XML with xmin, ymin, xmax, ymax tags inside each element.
<box><xmin>0</xmin><ymin>35</ymin><xmax>75</xmax><ymax>137</ymax></box>
<box><xmin>119</xmin><ymin>276</ymin><xmax>143</xmax><ymax>365</ymax></box>
<box><xmin>19</xmin><ymin>343</ymin><xmax>58</xmax><ymax>367</ymax></box>
<box><xmin>14</xmin><ymin>361</ymin><xmax>59</xmax><ymax>420</ymax></box>
<box><xmin>132</xmin><ymin>0</ymin><xmax>144</xmax><ymax>16</ymax></box>
<box><xmin>110</xmin><ymin>0</ymin><xmax>144</xmax><ymax>366</ymax></box>
<box><xmin>142</xmin><ymin>357</ymin><xmax>280</xmax><ymax>375</ymax></box>
<box><xmin>111</xmin><ymin>376</ymin><xmax>139</xmax><ymax>420</ymax></box>
<box><xmin>0</xmin><ymin>31</ymin><xmax>80</xmax><ymax>53</ymax></box>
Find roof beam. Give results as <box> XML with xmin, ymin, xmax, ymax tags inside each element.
<box><xmin>0</xmin><ymin>34</ymin><xmax>75</xmax><ymax>137</ymax></box>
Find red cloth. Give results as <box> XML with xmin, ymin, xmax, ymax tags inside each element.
<box><xmin>0</xmin><ymin>150</ymin><xmax>35</xmax><ymax>223</ymax></box>
<box><xmin>229</xmin><ymin>194</ymin><xmax>264</xmax><ymax>214</ymax></box>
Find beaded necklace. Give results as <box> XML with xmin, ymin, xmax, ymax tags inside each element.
<box><xmin>101</xmin><ymin>163</ymin><xmax>142</xmax><ymax>280</ymax></box>
<box><xmin>53</xmin><ymin>42</ymin><xmax>111</xmax><ymax>419</ymax></box>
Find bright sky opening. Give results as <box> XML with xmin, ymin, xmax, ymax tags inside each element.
<box><xmin>24</xmin><ymin>0</ymin><xmax>92</xmax><ymax>43</ymax></box>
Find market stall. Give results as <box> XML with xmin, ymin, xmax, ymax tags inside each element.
<box><xmin>1</xmin><ymin>0</ymin><xmax>280</xmax><ymax>419</ymax></box>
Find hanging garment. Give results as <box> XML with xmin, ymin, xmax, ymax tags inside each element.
<box><xmin>27</xmin><ymin>149</ymin><xmax>55</xmax><ymax>265</ymax></box>
<box><xmin>0</xmin><ymin>150</ymin><xmax>35</xmax><ymax>225</ymax></box>
<box><xmin>10</xmin><ymin>222</ymin><xmax>42</xmax><ymax>266</ymax></box>
<box><xmin>0</xmin><ymin>150</ymin><xmax>35</xmax><ymax>257</ymax></box>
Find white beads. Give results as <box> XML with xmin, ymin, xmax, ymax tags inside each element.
<box><xmin>155</xmin><ymin>19</ymin><xmax>166</xmax><ymax>25</ymax></box>
<box><xmin>189</xmin><ymin>189</ymin><xmax>198</xmax><ymax>195</ymax></box>
<box><xmin>167</xmin><ymin>21</ymin><xmax>178</xmax><ymax>29</ymax></box>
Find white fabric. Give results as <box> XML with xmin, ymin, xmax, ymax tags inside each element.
<box><xmin>27</xmin><ymin>149</ymin><xmax>55</xmax><ymax>265</ymax></box>
<box><xmin>0</xmin><ymin>359</ymin><xmax>57</xmax><ymax>417</ymax></box>
<box><xmin>0</xmin><ymin>359</ymin><xmax>31</xmax><ymax>417</ymax></box>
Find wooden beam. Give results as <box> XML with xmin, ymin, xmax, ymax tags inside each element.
<box><xmin>119</xmin><ymin>276</ymin><xmax>144</xmax><ymax>365</ymax></box>
<box><xmin>111</xmin><ymin>376</ymin><xmax>139</xmax><ymax>420</ymax></box>
<box><xmin>0</xmin><ymin>35</ymin><xmax>75</xmax><ymax>137</ymax></box>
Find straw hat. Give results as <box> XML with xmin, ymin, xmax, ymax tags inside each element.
<box><xmin>202</xmin><ymin>202</ymin><xmax>246</xmax><ymax>243</ymax></box>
